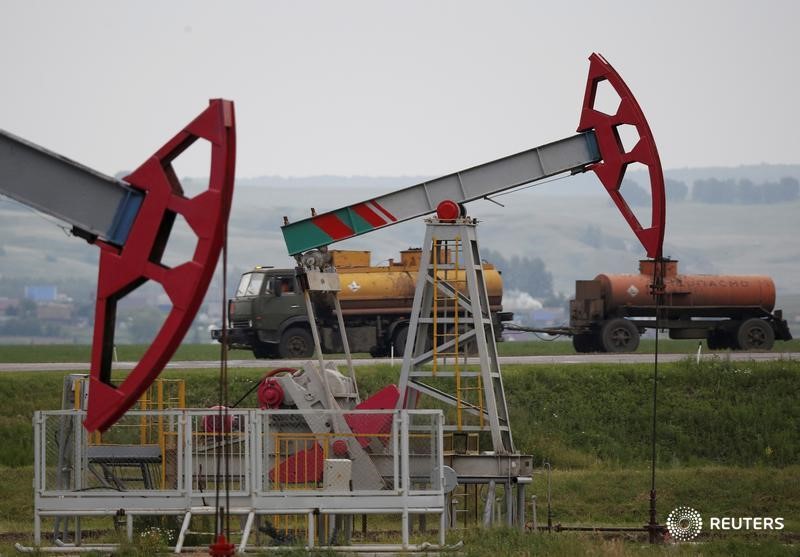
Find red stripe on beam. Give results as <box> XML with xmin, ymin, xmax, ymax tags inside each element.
<box><xmin>352</xmin><ymin>203</ymin><xmax>387</xmax><ymax>227</ymax></box>
<box><xmin>371</xmin><ymin>200</ymin><xmax>397</xmax><ymax>222</ymax></box>
<box><xmin>313</xmin><ymin>213</ymin><xmax>354</xmax><ymax>240</ymax></box>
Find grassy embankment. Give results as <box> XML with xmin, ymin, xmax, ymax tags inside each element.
<box><xmin>0</xmin><ymin>356</ymin><xmax>797</xmax><ymax>555</ymax></box>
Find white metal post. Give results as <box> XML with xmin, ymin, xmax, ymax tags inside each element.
<box><xmin>239</xmin><ymin>511</ymin><xmax>255</xmax><ymax>554</ymax></box>
<box><xmin>505</xmin><ymin>481</ymin><xmax>513</xmax><ymax>526</ymax></box>
<box><xmin>182</xmin><ymin>412</ymin><xmax>191</xmax><ymax>505</ymax></box>
<box><xmin>175</xmin><ymin>511</ymin><xmax>192</xmax><ymax>553</ymax></box>
<box><xmin>402</xmin><ymin>510</ymin><xmax>410</xmax><ymax>549</ymax></box>
<box><xmin>33</xmin><ymin>412</ymin><xmax>42</xmax><ymax>545</ymax></box>
<box><xmin>401</xmin><ymin>412</ymin><xmax>410</xmax><ymax>548</ymax></box>
<box><xmin>392</xmin><ymin>413</ymin><xmax>400</xmax><ymax>493</ymax></box>
<box><xmin>307</xmin><ymin>511</ymin><xmax>315</xmax><ymax>548</ymax></box>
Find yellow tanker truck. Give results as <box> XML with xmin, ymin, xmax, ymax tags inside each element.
<box><xmin>212</xmin><ymin>249</ymin><xmax>509</xmax><ymax>358</ymax></box>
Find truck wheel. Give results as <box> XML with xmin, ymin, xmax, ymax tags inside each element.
<box><xmin>706</xmin><ymin>331</ymin><xmax>723</xmax><ymax>350</ymax></box>
<box><xmin>369</xmin><ymin>345</ymin><xmax>389</xmax><ymax>357</ymax></box>
<box><xmin>252</xmin><ymin>341</ymin><xmax>278</xmax><ymax>359</ymax></box>
<box><xmin>279</xmin><ymin>327</ymin><xmax>314</xmax><ymax>359</ymax></box>
<box><xmin>572</xmin><ymin>333</ymin><xmax>598</xmax><ymax>353</ymax></box>
<box><xmin>392</xmin><ymin>326</ymin><xmax>408</xmax><ymax>357</ymax></box>
<box><xmin>392</xmin><ymin>325</ymin><xmax>433</xmax><ymax>357</ymax></box>
<box><xmin>706</xmin><ymin>330</ymin><xmax>733</xmax><ymax>351</ymax></box>
<box><xmin>735</xmin><ymin>319</ymin><xmax>775</xmax><ymax>350</ymax></box>
<box><xmin>600</xmin><ymin>318</ymin><xmax>640</xmax><ymax>353</ymax></box>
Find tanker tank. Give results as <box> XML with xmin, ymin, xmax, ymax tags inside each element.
<box><xmin>327</xmin><ymin>249</ymin><xmax>503</xmax><ymax>315</ymax></box>
<box><xmin>595</xmin><ymin>260</ymin><xmax>776</xmax><ymax>313</ymax></box>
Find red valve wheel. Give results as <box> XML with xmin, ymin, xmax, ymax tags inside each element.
<box><xmin>258</xmin><ymin>378</ymin><xmax>285</xmax><ymax>409</ymax></box>
<box><xmin>332</xmin><ymin>439</ymin><xmax>350</xmax><ymax>457</ymax></box>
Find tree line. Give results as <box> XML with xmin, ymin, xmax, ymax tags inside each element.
<box><xmin>481</xmin><ymin>249</ymin><xmax>563</xmax><ymax>306</ymax></box>
<box><xmin>692</xmin><ymin>176</ymin><xmax>799</xmax><ymax>204</ymax></box>
<box><xmin>621</xmin><ymin>176</ymin><xmax>799</xmax><ymax>205</ymax></box>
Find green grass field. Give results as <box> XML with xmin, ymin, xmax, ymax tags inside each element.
<box><xmin>1</xmin><ymin>338</ymin><xmax>799</xmax><ymax>363</ymax></box>
<box><xmin>0</xmin><ymin>357</ymin><xmax>797</xmax><ymax>555</ymax></box>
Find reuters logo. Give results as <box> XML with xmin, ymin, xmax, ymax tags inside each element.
<box><xmin>666</xmin><ymin>506</ymin><xmax>703</xmax><ymax>541</ymax></box>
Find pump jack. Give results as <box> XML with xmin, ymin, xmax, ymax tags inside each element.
<box><xmin>277</xmin><ymin>53</ymin><xmax>666</xmax><ymax>525</ymax></box>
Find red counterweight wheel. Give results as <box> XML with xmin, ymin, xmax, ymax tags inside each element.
<box><xmin>577</xmin><ymin>53</ymin><xmax>666</xmax><ymax>260</ymax></box>
<box><xmin>85</xmin><ymin>99</ymin><xmax>236</xmax><ymax>433</ymax></box>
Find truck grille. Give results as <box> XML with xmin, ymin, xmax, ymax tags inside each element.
<box><xmin>231</xmin><ymin>320</ymin><xmax>251</xmax><ymax>329</ymax></box>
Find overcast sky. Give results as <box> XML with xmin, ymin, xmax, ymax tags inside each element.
<box><xmin>1</xmin><ymin>1</ymin><xmax>797</xmax><ymax>180</ymax></box>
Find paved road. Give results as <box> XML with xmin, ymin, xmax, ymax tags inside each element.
<box><xmin>1</xmin><ymin>352</ymin><xmax>797</xmax><ymax>372</ymax></box>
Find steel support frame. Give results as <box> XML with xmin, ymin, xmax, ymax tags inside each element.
<box><xmin>397</xmin><ymin>218</ymin><xmax>514</xmax><ymax>454</ymax></box>
<box><xmin>32</xmin><ymin>408</ymin><xmax>445</xmax><ymax>553</ymax></box>
<box><xmin>392</xmin><ymin>218</ymin><xmax>535</xmax><ymax>531</ymax></box>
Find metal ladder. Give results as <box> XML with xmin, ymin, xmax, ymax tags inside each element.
<box><xmin>430</xmin><ymin>236</ymin><xmax>485</xmax><ymax>432</ymax></box>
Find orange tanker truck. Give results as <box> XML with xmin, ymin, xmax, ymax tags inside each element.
<box><xmin>212</xmin><ymin>249</ymin><xmax>509</xmax><ymax>358</ymax></box>
<box><xmin>564</xmin><ymin>259</ymin><xmax>792</xmax><ymax>352</ymax></box>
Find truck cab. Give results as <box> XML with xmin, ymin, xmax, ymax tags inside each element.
<box><xmin>220</xmin><ymin>268</ymin><xmax>310</xmax><ymax>358</ymax></box>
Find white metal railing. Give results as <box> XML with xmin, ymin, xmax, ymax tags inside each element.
<box><xmin>32</xmin><ymin>408</ymin><xmax>446</xmax><ymax>551</ymax></box>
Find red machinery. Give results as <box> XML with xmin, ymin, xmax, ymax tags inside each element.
<box><xmin>578</xmin><ymin>54</ymin><xmax>665</xmax><ymax>260</ymax></box>
<box><xmin>0</xmin><ymin>100</ymin><xmax>236</xmax><ymax>432</ymax></box>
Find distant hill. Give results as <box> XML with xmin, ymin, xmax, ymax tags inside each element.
<box><xmin>2</xmin><ymin>163</ymin><xmax>799</xmax><ymax>328</ymax></box>
<box><xmin>660</xmin><ymin>164</ymin><xmax>800</xmax><ymax>184</ymax></box>
<box><xmin>237</xmin><ymin>175</ymin><xmax>430</xmax><ymax>190</ymax></box>
<box><xmin>238</xmin><ymin>164</ymin><xmax>800</xmax><ymax>198</ymax></box>
<box><xmin>628</xmin><ymin>164</ymin><xmax>800</xmax><ymax>196</ymax></box>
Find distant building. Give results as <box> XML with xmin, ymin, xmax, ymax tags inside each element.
<box><xmin>24</xmin><ymin>285</ymin><xmax>58</xmax><ymax>302</ymax></box>
<box><xmin>0</xmin><ymin>297</ymin><xmax>19</xmax><ymax>314</ymax></box>
<box><xmin>36</xmin><ymin>303</ymin><xmax>73</xmax><ymax>321</ymax></box>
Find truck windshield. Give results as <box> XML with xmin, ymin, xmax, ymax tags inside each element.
<box><xmin>236</xmin><ymin>273</ymin><xmax>265</xmax><ymax>297</ymax></box>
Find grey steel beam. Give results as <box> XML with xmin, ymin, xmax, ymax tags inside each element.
<box><xmin>0</xmin><ymin>128</ymin><xmax>142</xmax><ymax>245</ymax></box>
<box><xmin>281</xmin><ymin>131</ymin><xmax>599</xmax><ymax>255</ymax></box>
